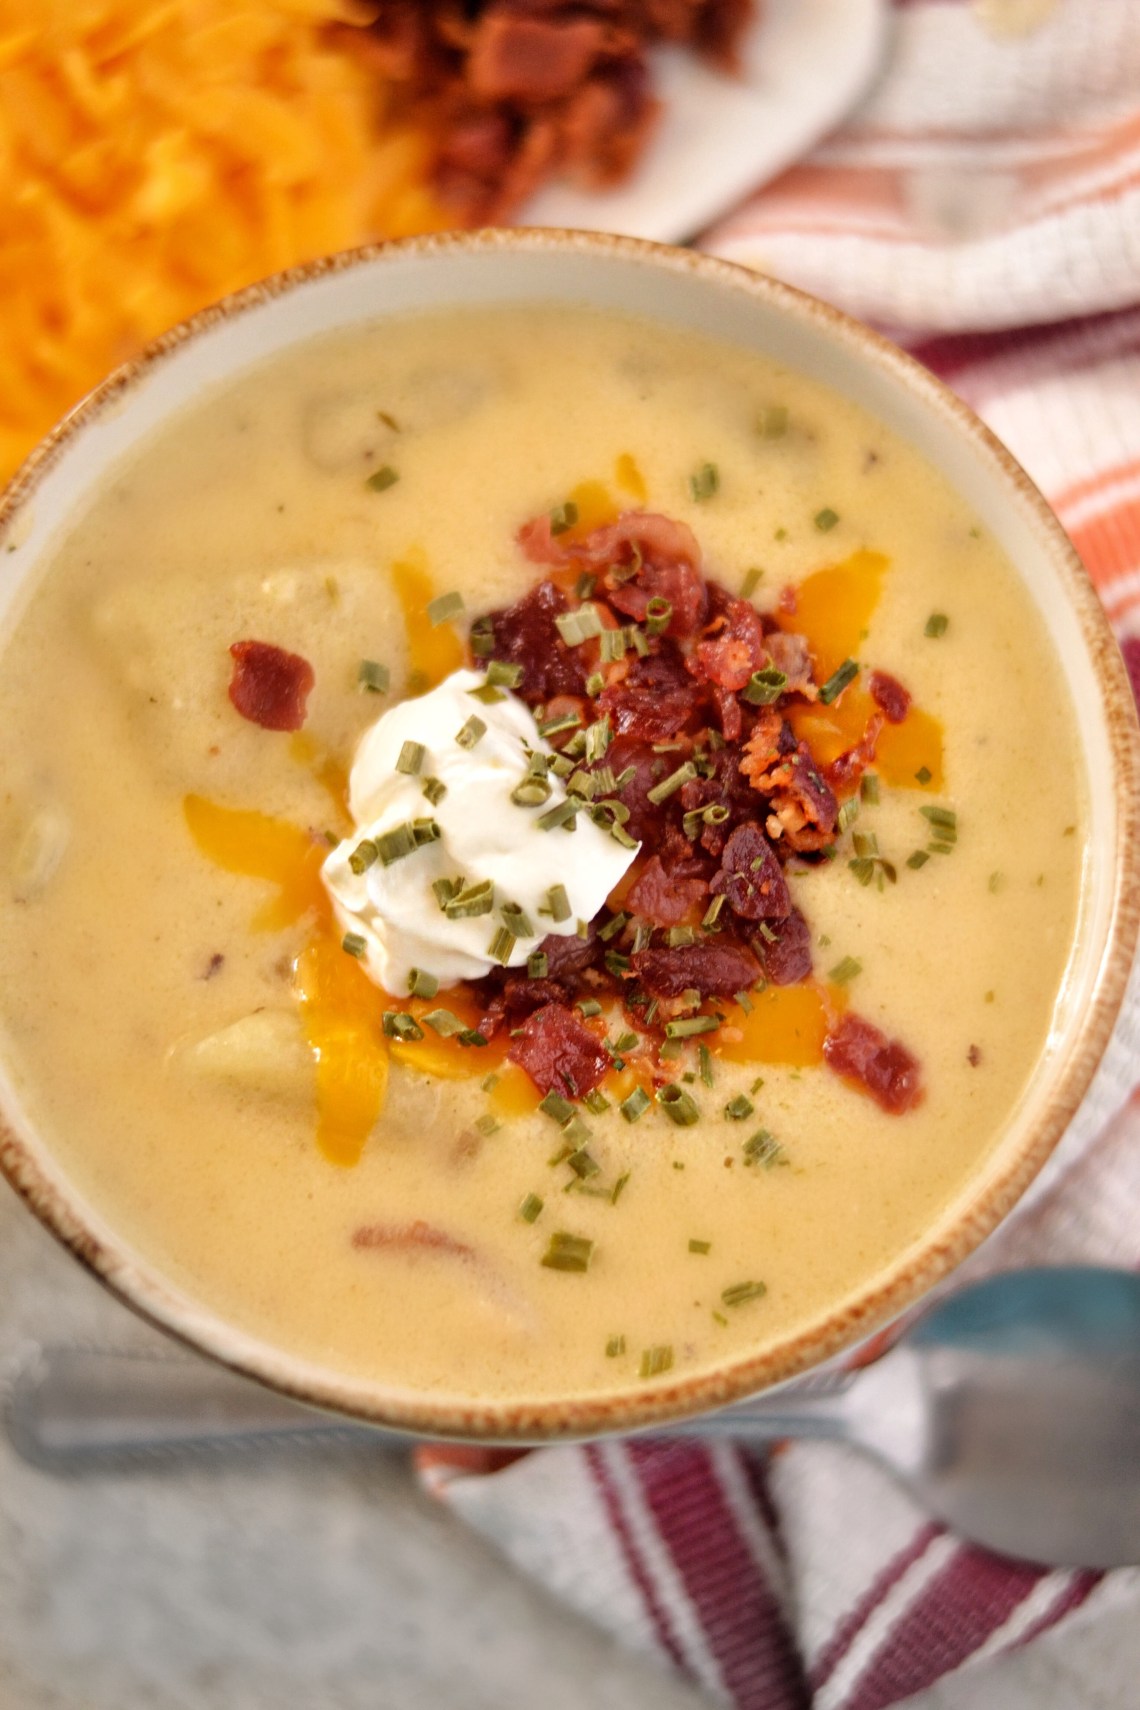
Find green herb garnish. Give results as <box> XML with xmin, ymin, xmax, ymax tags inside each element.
<box><xmin>407</xmin><ymin>967</ymin><xmax>438</xmax><ymax>999</ymax></box>
<box><xmin>647</xmin><ymin>761</ymin><xmax>698</xmax><ymax>805</ymax></box>
<box><xmin>426</xmin><ymin>591</ymin><xmax>463</xmax><ymax>627</ymax></box>
<box><xmin>914</xmin><ymin>766</ymin><xmax>933</xmax><ymax>785</ymax></box>
<box><xmin>486</xmin><ymin>660</ymin><xmax>524</xmax><ymax>688</ymax></box>
<box><xmin>758</xmin><ymin>404</ymin><xmax>788</xmax><ymax>439</ymax></box>
<box><xmin>469</xmin><ymin>616</ymin><xmax>494</xmax><ymax>658</ymax></box>
<box><xmin>365</xmin><ymin>466</ymin><xmax>398</xmax><ymax>493</ymax></box>
<box><xmin>528</xmin><ymin>949</ymin><xmax>549</xmax><ymax>979</ymax></box>
<box><xmin>536</xmin><ymin>798</ymin><xmax>580</xmax><ymax>833</ymax></box>
<box><xmin>743</xmin><ymin>666</ymin><xmax>788</xmax><ymax>705</ymax></box>
<box><xmin>819</xmin><ymin>658</ymin><xmax>859</xmax><ymax>704</ymax></box>
<box><xmin>640</xmin><ymin>1345</ymin><xmax>674</xmax><ymax>1378</ymax></box>
<box><xmin>724</xmin><ymin>1094</ymin><xmax>754</xmax><ymax>1121</ymax></box>
<box><xmin>549</xmin><ymin>501</ymin><xmax>579</xmax><ymax>536</ymax></box>
<box><xmin>555</xmin><ymin>604</ymin><xmax>604</xmax><ymax>646</ymax></box>
<box><xmin>722</xmin><ymin>1280</ymin><xmax>768</xmax><ymax>1307</ymax></box>
<box><xmin>861</xmin><ymin>772</ymin><xmax>880</xmax><ymax>804</ymax></box>
<box><xmin>907</xmin><ymin>850</ymin><xmax>930</xmax><ymax>870</ymax></box>
<box><xmin>664</xmin><ymin>1015</ymin><xmax>719</xmax><ymax>1040</ymax></box>
<box><xmin>455</xmin><ymin>714</ymin><xmax>486</xmax><ymax>750</ymax></box>
<box><xmin>396</xmin><ymin>740</ymin><xmax>425</xmax><ymax>776</ymax></box>
<box><xmin>814</xmin><ymin>507</ymin><xmax>839</xmax><ymax>532</ymax></box>
<box><xmin>606</xmin><ymin>1335</ymin><xmax>626</xmax><ymax>1358</ymax></box>
<box><xmin>540</xmin><ymin>1232</ymin><xmax>594</xmax><ymax>1273</ymax></box>
<box><xmin>444</xmin><ymin>880</ymin><xmax>495</xmax><ymax>919</ymax></box>
<box><xmin>341</xmin><ymin>932</ymin><xmax>367</xmax><ymax>958</ymax></box>
<box><xmin>348</xmin><ymin>839</ymin><xmax>378</xmax><ymax>875</ymax></box>
<box><xmin>621</xmin><ymin>1086</ymin><xmax>651</xmax><ymax>1123</ymax></box>
<box><xmin>488</xmin><ymin>926</ymin><xmax>516</xmax><ymax>965</ymax></box>
<box><xmin>925</xmin><ymin>613</ymin><xmax>949</xmax><ymax>638</ymax></box>
<box><xmin>645</xmin><ymin>597</ymin><xmax>673</xmax><ymax>637</ymax></box>
<box><xmin>381</xmin><ymin>1010</ymin><xmax>424</xmax><ymax>1041</ymax></box>
<box><xmin>422</xmin><ymin>1008</ymin><xmax>465</xmax><ymax>1037</ymax></box>
<box><xmin>829</xmin><ymin>955</ymin><xmax>862</xmax><ymax>984</ymax></box>
<box><xmin>657</xmin><ymin>1084</ymin><xmax>699</xmax><ymax>1126</ymax></box>
<box><xmin>358</xmin><ymin>658</ymin><xmax>389</xmax><ymax>694</ymax></box>
<box><xmin>743</xmin><ymin>1129</ymin><xmax>782</xmax><ymax>1168</ymax></box>
<box><xmin>421</xmin><ymin>776</ymin><xmax>447</xmax><ymax>806</ymax></box>
<box><xmin>519</xmin><ymin>1193</ymin><xmax>544</xmax><ymax>1224</ymax></box>
<box><xmin>689</xmin><ymin>1239</ymin><xmax>711</xmax><ymax>1255</ymax></box>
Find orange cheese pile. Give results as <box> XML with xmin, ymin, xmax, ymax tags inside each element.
<box><xmin>0</xmin><ymin>0</ymin><xmax>453</xmax><ymax>487</ymax></box>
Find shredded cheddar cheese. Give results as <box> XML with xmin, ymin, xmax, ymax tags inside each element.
<box><xmin>0</xmin><ymin>0</ymin><xmax>453</xmax><ymax>486</ymax></box>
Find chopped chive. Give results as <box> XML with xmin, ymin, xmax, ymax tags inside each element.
<box><xmin>702</xmin><ymin>894</ymin><xmax>726</xmax><ymax>929</ymax></box>
<box><xmin>421</xmin><ymin>776</ymin><xmax>447</xmax><ymax>806</ymax></box>
<box><xmin>549</xmin><ymin>501</ymin><xmax>579</xmax><ymax>536</ymax></box>
<box><xmin>444</xmin><ymin>880</ymin><xmax>495</xmax><ymax>919</ymax></box>
<box><xmin>481</xmin><ymin>1073</ymin><xmax>499</xmax><ymax>1091</ymax></box>
<box><xmin>921</xmin><ymin>805</ymin><xmax>957</xmax><ymax>831</ymax></box>
<box><xmin>575</xmin><ymin>572</ymin><xmax>597</xmax><ymax>601</ymax></box>
<box><xmin>611</xmin><ymin>1172</ymin><xmax>631</xmax><ymax>1205</ymax></box>
<box><xmin>539</xmin><ymin>1090</ymin><xmax>575</xmax><ymax>1124</ymax></box>
<box><xmin>645</xmin><ymin>597</ymin><xmax>673</xmax><ymax>636</ymax></box>
<box><xmin>396</xmin><ymin>740</ymin><xmax>425</xmax><ymax>776</ymax></box>
<box><xmin>475</xmin><ymin>1114</ymin><xmax>500</xmax><ymax>1137</ymax></box>
<box><xmin>724</xmin><ymin>1094</ymin><xmax>754</xmax><ymax>1121</ymax></box>
<box><xmin>606</xmin><ymin>1335</ymin><xmax>626</xmax><ymax>1358</ymax></box>
<box><xmin>455</xmin><ymin>714</ymin><xmax>486</xmax><ymax>750</ymax></box>
<box><xmin>519</xmin><ymin>1193</ymin><xmax>544</xmax><ymax>1223</ymax></box>
<box><xmin>426</xmin><ymin>590</ymin><xmax>464</xmax><ymax>627</ymax></box>
<box><xmin>667</xmin><ymin>925</ymin><xmax>697</xmax><ymax>948</ymax></box>
<box><xmin>907</xmin><ymin>849</ymin><xmax>930</xmax><ymax>870</ymax></box>
<box><xmin>486</xmin><ymin>659</ymin><xmax>524</xmax><ymax>688</ymax></box>
<box><xmin>555</xmin><ymin>604</ymin><xmax>604</xmax><ymax>646</ymax></box>
<box><xmin>698</xmin><ymin>1044</ymin><xmax>714</xmax><ymax>1088</ymax></box>
<box><xmin>741</xmin><ymin>566</ymin><xmax>763</xmax><ymax>600</ymax></box>
<box><xmin>541</xmin><ymin>1232</ymin><xmax>594</xmax><ymax>1272</ymax></box>
<box><xmin>758</xmin><ymin>404</ymin><xmax>788</xmax><ymax>439</ymax></box>
<box><xmin>576</xmin><ymin>998</ymin><xmax>602</xmax><ymax>1018</ymax></box>
<box><xmin>468</xmin><ymin>683</ymin><xmax>505</xmax><ymax>705</ymax></box>
<box><xmin>407</xmin><ymin>967</ymin><xmax>438</xmax><ymax>999</ymax></box>
<box><xmin>689</xmin><ymin>463</ymin><xmax>719</xmax><ymax>502</ymax></box>
<box><xmin>657</xmin><ymin>1084</ymin><xmax>699</xmax><ymax>1126</ymax></box>
<box><xmin>819</xmin><ymin>659</ymin><xmax>859</xmax><ymax>704</ymax></box>
<box><xmin>742</xmin><ymin>666</ymin><xmax>788</xmax><ymax>705</ymax></box>
<box><xmin>348</xmin><ymin>839</ymin><xmax>378</xmax><ymax>875</ymax></box>
<box><xmin>358</xmin><ymin>658</ymin><xmax>390</xmax><ymax>694</ymax></box>
<box><xmin>422</xmin><ymin>1008</ymin><xmax>465</xmax><ymax>1037</ymax></box>
<box><xmin>598</xmin><ymin>911</ymin><xmax>629</xmax><ymax>943</ymax></box>
<box><xmin>640</xmin><ymin>1345</ymin><xmax>674</xmax><ymax>1378</ymax></box>
<box><xmin>585</xmin><ymin>671</ymin><xmax>605</xmax><ymax>697</ymax></box>
<box><xmin>604</xmin><ymin>950</ymin><xmax>630</xmax><ymax>977</ymax></box>
<box><xmin>470</xmin><ymin>616</ymin><xmax>494</xmax><ymax>658</ymax></box>
<box><xmin>814</xmin><ymin>507</ymin><xmax>839</xmax><ymax>532</ymax></box>
<box><xmin>647</xmin><ymin>761</ymin><xmax>698</xmax><ymax>805</ymax></box>
<box><xmin>829</xmin><ymin>955</ymin><xmax>862</xmax><ymax>984</ymax></box>
<box><xmin>537</xmin><ymin>710</ymin><xmax>583</xmax><ymax>737</ymax></box>
<box><xmin>610</xmin><ymin>1031</ymin><xmax>638</xmax><ymax>1054</ymax></box>
<box><xmin>848</xmin><ymin>857</ymin><xmax>875</xmax><ymax>887</ymax></box>
<box><xmin>743</xmin><ymin>1129</ymin><xmax>783</xmax><ymax>1168</ymax></box>
<box><xmin>584</xmin><ymin>1088</ymin><xmax>611</xmax><ymax>1116</ymax></box>
<box><xmin>837</xmin><ymin>797</ymin><xmax>860</xmax><ymax>833</ymax></box>
<box><xmin>457</xmin><ymin>1028</ymin><xmax>489</xmax><ymax>1048</ymax></box>
<box><xmin>411</xmin><ymin>817</ymin><xmax>441</xmax><ymax>847</ymax></box>
<box><xmin>925</xmin><ymin>613</ymin><xmax>949</xmax><ymax>638</ymax></box>
<box><xmin>501</xmin><ymin>902</ymin><xmax>535</xmax><ymax>939</ymax></box>
<box><xmin>664</xmin><ymin>1015</ymin><xmax>719</xmax><ymax>1039</ymax></box>
<box><xmin>375</xmin><ymin>823</ymin><xmax>417</xmax><ymax>865</ymax></box>
<box><xmin>599</xmin><ymin>628</ymin><xmax>629</xmax><ymax>664</ymax></box>
<box><xmin>861</xmin><ymin>772</ymin><xmax>881</xmax><ymax>805</ymax></box>
<box><xmin>567</xmin><ymin>1146</ymin><xmax>601</xmax><ymax>1180</ymax></box>
<box><xmin>852</xmin><ymin>830</ymin><xmax>878</xmax><ymax>858</ymax></box>
<box><xmin>722</xmin><ymin>1280</ymin><xmax>768</xmax><ymax>1307</ymax></box>
<box><xmin>929</xmin><ymin>840</ymin><xmax>955</xmax><ymax>855</ymax></box>
<box><xmin>511</xmin><ymin>776</ymin><xmax>553</xmax><ymax>807</ymax></box>
<box><xmin>432</xmin><ymin>876</ymin><xmax>460</xmax><ymax>908</ymax></box>
<box><xmin>488</xmin><ymin>926</ymin><xmax>516</xmax><ymax>965</ymax></box>
<box><xmin>381</xmin><ymin>1011</ymin><xmax>423</xmax><ymax>1041</ymax></box>
<box><xmin>537</xmin><ymin>797</ymin><xmax>580</xmax><ymax>833</ymax></box>
<box><xmin>341</xmin><ymin>932</ymin><xmax>367</xmax><ymax>958</ymax></box>
<box><xmin>735</xmin><ymin>989</ymin><xmax>753</xmax><ymax>1015</ymax></box>
<box><xmin>914</xmin><ymin>766</ymin><xmax>933</xmax><ymax>785</ymax></box>
<box><xmin>576</xmin><ymin>918</ymin><xmax>590</xmax><ymax>938</ymax></box>
<box><xmin>621</xmin><ymin>1086</ymin><xmax>651</xmax><ymax>1123</ymax></box>
<box><xmin>366</xmin><ymin>466</ymin><xmax>398</xmax><ymax>493</ymax></box>
<box><xmin>527</xmin><ymin>949</ymin><xmax>549</xmax><ymax>979</ymax></box>
<box><xmin>584</xmin><ymin>715</ymin><xmax>612</xmax><ymax>764</ymax></box>
<box><xmin>689</xmin><ymin>1239</ymin><xmax>712</xmax><ymax>1255</ymax></box>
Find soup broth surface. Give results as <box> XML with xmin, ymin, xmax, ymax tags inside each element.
<box><xmin>0</xmin><ymin>306</ymin><xmax>1084</xmax><ymax>1403</ymax></box>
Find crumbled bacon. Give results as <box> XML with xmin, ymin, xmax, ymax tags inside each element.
<box><xmin>709</xmin><ymin>823</ymin><xmax>791</xmax><ymax>920</ymax></box>
<box><xmin>508</xmin><ymin>1001</ymin><xmax>611</xmax><ymax>1097</ymax></box>
<box><xmin>827</xmin><ymin>713</ymin><xmax>883</xmax><ymax>799</ymax></box>
<box><xmin>227</xmin><ymin>640</ymin><xmax>314</xmax><ymax>732</ymax></box>
<box><xmin>869</xmin><ymin>670</ymin><xmax>911</xmax><ymax>725</ymax></box>
<box><xmin>631</xmin><ymin>942</ymin><xmax>760</xmax><ymax>999</ymax></box>
<box><xmin>361</xmin><ymin>5</ymin><xmax>755</xmax><ymax>225</ymax></box>
<box><xmin>626</xmin><ymin>855</ymin><xmax>708</xmax><ymax>926</ymax></box>
<box><xmin>766</xmin><ymin>631</ymin><xmax>814</xmax><ymax>696</ymax></box>
<box><xmin>753</xmin><ymin>908</ymin><xmax>813</xmax><ymax>987</ymax></box>
<box><xmin>691</xmin><ymin>587</ymin><xmax>768</xmax><ymax>691</ymax></box>
<box><xmin>823</xmin><ymin>1014</ymin><xmax>924</xmax><ymax>1114</ymax></box>
<box><xmin>484</xmin><ymin>580</ymin><xmax>589</xmax><ymax>700</ymax></box>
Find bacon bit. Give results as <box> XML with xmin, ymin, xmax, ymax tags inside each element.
<box><xmin>967</xmin><ymin>1044</ymin><xmax>982</xmax><ymax>1067</ymax></box>
<box><xmin>201</xmin><ymin>952</ymin><xmax>225</xmax><ymax>981</ymax></box>
<box><xmin>709</xmin><ymin>823</ymin><xmax>791</xmax><ymax>921</ymax></box>
<box><xmin>869</xmin><ymin>670</ymin><xmax>912</xmax><ymax>725</ymax></box>
<box><xmin>627</xmin><ymin>855</ymin><xmax>708</xmax><ymax>926</ymax></box>
<box><xmin>352</xmin><ymin>1219</ymin><xmax>476</xmax><ymax>1261</ymax></box>
<box><xmin>599</xmin><ymin>649</ymin><xmax>699</xmax><ymax>741</ymax></box>
<box><xmin>753</xmin><ymin>907</ymin><xmax>813</xmax><ymax>986</ymax></box>
<box><xmin>823</xmin><ymin>1014</ymin><xmax>923</xmax><ymax>1114</ymax></box>
<box><xmin>827</xmin><ymin>712</ymin><xmax>884</xmax><ymax>798</ymax></box>
<box><xmin>692</xmin><ymin>590</ymin><xmax>768</xmax><ymax>690</ymax></box>
<box><xmin>486</xmin><ymin>579</ymin><xmax>589</xmax><ymax>700</ymax></box>
<box><xmin>631</xmin><ymin>942</ymin><xmax>760</xmax><ymax>999</ymax></box>
<box><xmin>508</xmin><ymin>1002</ymin><xmax>611</xmax><ymax>1097</ymax></box>
<box><xmin>228</xmin><ymin>640</ymin><xmax>314</xmax><ymax>732</ymax></box>
<box><xmin>766</xmin><ymin>631</ymin><xmax>814</xmax><ymax>696</ymax></box>
<box><xmin>750</xmin><ymin>740</ymin><xmax>839</xmax><ymax>853</ymax></box>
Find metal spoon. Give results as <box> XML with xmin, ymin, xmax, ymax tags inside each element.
<box><xmin>7</xmin><ymin>1267</ymin><xmax>1139</xmax><ymax>1567</ymax></box>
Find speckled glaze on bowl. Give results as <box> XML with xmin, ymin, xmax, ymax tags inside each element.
<box><xmin>1</xmin><ymin>231</ymin><xmax>1137</xmax><ymax>1442</ymax></box>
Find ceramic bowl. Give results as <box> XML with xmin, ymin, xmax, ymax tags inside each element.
<box><xmin>1</xmin><ymin>231</ymin><xmax>1137</xmax><ymax>1440</ymax></box>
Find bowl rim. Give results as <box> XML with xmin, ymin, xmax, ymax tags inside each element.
<box><xmin>1</xmin><ymin>226</ymin><xmax>1138</xmax><ymax>1441</ymax></box>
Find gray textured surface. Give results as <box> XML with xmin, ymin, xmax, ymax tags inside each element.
<box><xmin>1</xmin><ymin>1185</ymin><xmax>1136</xmax><ymax>1710</ymax></box>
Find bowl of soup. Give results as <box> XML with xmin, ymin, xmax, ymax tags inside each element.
<box><xmin>0</xmin><ymin>231</ymin><xmax>1136</xmax><ymax>1440</ymax></box>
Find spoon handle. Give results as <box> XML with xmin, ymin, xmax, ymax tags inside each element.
<box><xmin>5</xmin><ymin>1347</ymin><xmax>857</xmax><ymax>1470</ymax></box>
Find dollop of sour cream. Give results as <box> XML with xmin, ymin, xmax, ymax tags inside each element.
<box><xmin>322</xmin><ymin>669</ymin><xmax>639</xmax><ymax>993</ymax></box>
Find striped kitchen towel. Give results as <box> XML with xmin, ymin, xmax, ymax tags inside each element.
<box><xmin>418</xmin><ymin>4</ymin><xmax>1140</xmax><ymax>1706</ymax></box>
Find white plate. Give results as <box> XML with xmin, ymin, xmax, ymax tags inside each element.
<box><xmin>523</xmin><ymin>0</ymin><xmax>888</xmax><ymax>242</ymax></box>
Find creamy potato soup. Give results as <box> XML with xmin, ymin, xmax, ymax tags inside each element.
<box><xmin>0</xmin><ymin>306</ymin><xmax>1084</xmax><ymax>1404</ymax></box>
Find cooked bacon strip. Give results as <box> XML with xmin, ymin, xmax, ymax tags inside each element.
<box><xmin>631</xmin><ymin>941</ymin><xmax>760</xmax><ymax>998</ymax></box>
<box><xmin>508</xmin><ymin>1001</ymin><xmax>610</xmax><ymax>1097</ymax></box>
<box><xmin>228</xmin><ymin>640</ymin><xmax>314</xmax><ymax>732</ymax></box>
<box><xmin>753</xmin><ymin>907</ymin><xmax>813</xmax><ymax>986</ymax></box>
<box><xmin>827</xmin><ymin>713</ymin><xmax>884</xmax><ymax>798</ymax></box>
<box><xmin>709</xmin><ymin>822</ymin><xmax>790</xmax><ymax>921</ymax></box>
<box><xmin>627</xmin><ymin>855</ymin><xmax>708</xmax><ymax>926</ymax></box>
<box><xmin>692</xmin><ymin>588</ymin><xmax>768</xmax><ymax>691</ymax></box>
<box><xmin>869</xmin><ymin>670</ymin><xmax>911</xmax><ymax>724</ymax></box>
<box><xmin>823</xmin><ymin>1014</ymin><xmax>924</xmax><ymax>1114</ymax></box>
<box><xmin>485</xmin><ymin>579</ymin><xmax>589</xmax><ymax>700</ymax></box>
<box><xmin>599</xmin><ymin>648</ymin><xmax>699</xmax><ymax>740</ymax></box>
